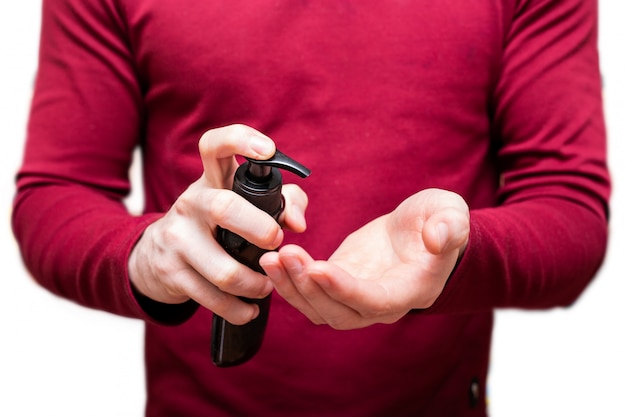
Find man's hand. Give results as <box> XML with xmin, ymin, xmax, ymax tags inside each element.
<box><xmin>129</xmin><ymin>124</ymin><xmax>308</xmax><ymax>325</ymax></box>
<box><xmin>260</xmin><ymin>188</ymin><xmax>469</xmax><ymax>329</ymax></box>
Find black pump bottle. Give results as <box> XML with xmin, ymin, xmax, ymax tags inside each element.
<box><xmin>212</xmin><ymin>149</ymin><xmax>310</xmax><ymax>367</ymax></box>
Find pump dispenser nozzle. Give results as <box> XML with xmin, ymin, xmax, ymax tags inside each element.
<box><xmin>246</xmin><ymin>149</ymin><xmax>311</xmax><ymax>181</ymax></box>
<box><xmin>211</xmin><ymin>149</ymin><xmax>310</xmax><ymax>367</ymax></box>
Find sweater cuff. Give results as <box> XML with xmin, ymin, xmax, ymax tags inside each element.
<box><xmin>131</xmin><ymin>284</ymin><xmax>200</xmax><ymax>325</ymax></box>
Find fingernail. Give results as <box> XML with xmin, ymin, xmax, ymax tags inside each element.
<box><xmin>313</xmin><ymin>273</ymin><xmax>331</xmax><ymax>289</ymax></box>
<box><xmin>291</xmin><ymin>204</ymin><xmax>306</xmax><ymax>230</ymax></box>
<box><xmin>250</xmin><ymin>135</ymin><xmax>274</xmax><ymax>157</ymax></box>
<box><xmin>250</xmin><ymin>304</ymin><xmax>260</xmax><ymax>320</ymax></box>
<box><xmin>282</xmin><ymin>255</ymin><xmax>303</xmax><ymax>275</ymax></box>
<box><xmin>260</xmin><ymin>259</ymin><xmax>280</xmax><ymax>281</ymax></box>
<box><xmin>270</xmin><ymin>228</ymin><xmax>284</xmax><ymax>249</ymax></box>
<box><xmin>437</xmin><ymin>222</ymin><xmax>449</xmax><ymax>252</ymax></box>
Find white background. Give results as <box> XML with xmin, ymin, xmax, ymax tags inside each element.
<box><xmin>1</xmin><ymin>2</ymin><xmax>624</xmax><ymax>416</ymax></box>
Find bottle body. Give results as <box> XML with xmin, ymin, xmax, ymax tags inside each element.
<box><xmin>211</xmin><ymin>150</ymin><xmax>310</xmax><ymax>367</ymax></box>
<box><xmin>211</xmin><ymin>164</ymin><xmax>283</xmax><ymax>367</ymax></box>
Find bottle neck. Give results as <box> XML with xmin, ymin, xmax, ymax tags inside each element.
<box><xmin>247</xmin><ymin>163</ymin><xmax>272</xmax><ymax>181</ymax></box>
<box><xmin>233</xmin><ymin>163</ymin><xmax>283</xmax><ymax>217</ymax></box>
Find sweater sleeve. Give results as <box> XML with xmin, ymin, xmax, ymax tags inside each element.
<box><xmin>12</xmin><ymin>0</ymin><xmax>197</xmax><ymax>323</ymax></box>
<box><xmin>427</xmin><ymin>0</ymin><xmax>610</xmax><ymax>314</ymax></box>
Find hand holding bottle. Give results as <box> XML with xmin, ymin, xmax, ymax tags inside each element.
<box><xmin>260</xmin><ymin>188</ymin><xmax>469</xmax><ymax>330</ymax></box>
<box><xmin>212</xmin><ymin>145</ymin><xmax>311</xmax><ymax>366</ymax></box>
<box><xmin>128</xmin><ymin>124</ymin><xmax>308</xmax><ymax>325</ymax></box>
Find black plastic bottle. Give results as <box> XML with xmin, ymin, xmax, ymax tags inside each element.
<box><xmin>212</xmin><ymin>150</ymin><xmax>311</xmax><ymax>367</ymax></box>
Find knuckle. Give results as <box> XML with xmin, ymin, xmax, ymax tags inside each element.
<box><xmin>206</xmin><ymin>190</ymin><xmax>239</xmax><ymax>225</ymax></box>
<box><xmin>358</xmin><ymin>300</ymin><xmax>401</xmax><ymax>324</ymax></box>
<box><xmin>373</xmin><ymin>299</ymin><xmax>395</xmax><ymax>318</ymax></box>
<box><xmin>172</xmin><ymin>192</ymin><xmax>196</xmax><ymax>218</ymax></box>
<box><xmin>198</xmin><ymin>130</ymin><xmax>215</xmax><ymax>155</ymax></box>
<box><xmin>359</xmin><ymin>309</ymin><xmax>380</xmax><ymax>321</ymax></box>
<box><xmin>212</xmin><ymin>296</ymin><xmax>255</xmax><ymax>326</ymax></box>
<box><xmin>142</xmin><ymin>223</ymin><xmax>184</xmax><ymax>276</ymax></box>
<box><xmin>380</xmin><ymin>315</ymin><xmax>403</xmax><ymax>325</ymax></box>
<box><xmin>311</xmin><ymin>317</ymin><xmax>326</xmax><ymax>326</ymax></box>
<box><xmin>229</xmin><ymin>123</ymin><xmax>248</xmax><ymax>136</ymax></box>
<box><xmin>155</xmin><ymin>219</ymin><xmax>185</xmax><ymax>251</ymax></box>
<box><xmin>327</xmin><ymin>321</ymin><xmax>342</xmax><ymax>330</ymax></box>
<box><xmin>208</xmin><ymin>291</ymin><xmax>232</xmax><ymax>314</ymax></box>
<box><xmin>212</xmin><ymin>261</ymin><xmax>240</xmax><ymax>291</ymax></box>
<box><xmin>257</xmin><ymin>222</ymin><xmax>281</xmax><ymax>246</ymax></box>
<box><xmin>149</xmin><ymin>255</ymin><xmax>173</xmax><ymax>281</ymax></box>
<box><xmin>284</xmin><ymin>184</ymin><xmax>308</xmax><ymax>206</ymax></box>
<box><xmin>230</xmin><ymin>124</ymin><xmax>256</xmax><ymax>142</ymax></box>
<box><xmin>326</xmin><ymin>316</ymin><xmax>350</xmax><ymax>330</ymax></box>
<box><xmin>297</xmin><ymin>186</ymin><xmax>309</xmax><ymax>206</ymax></box>
<box><xmin>167</xmin><ymin>269</ymin><xmax>193</xmax><ymax>296</ymax></box>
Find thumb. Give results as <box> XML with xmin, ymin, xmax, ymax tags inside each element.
<box><xmin>418</xmin><ymin>190</ymin><xmax>470</xmax><ymax>256</ymax></box>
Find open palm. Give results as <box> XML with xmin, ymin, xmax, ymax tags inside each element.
<box><xmin>260</xmin><ymin>188</ymin><xmax>470</xmax><ymax>329</ymax></box>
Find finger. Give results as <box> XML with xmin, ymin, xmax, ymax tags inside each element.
<box><xmin>177</xmin><ymin>210</ymin><xmax>272</xmax><ymax>298</ymax></box>
<box><xmin>181</xmin><ymin>222</ymin><xmax>274</xmax><ymax>299</ymax></box>
<box><xmin>308</xmin><ymin>259</ymin><xmax>414</xmax><ymax>326</ymax></box>
<box><xmin>310</xmin><ymin>260</ymin><xmax>442</xmax><ymax>314</ymax></box>
<box><xmin>177</xmin><ymin>268</ymin><xmax>261</xmax><ymax>325</ymax></box>
<box><xmin>277</xmin><ymin>246</ymin><xmax>366</xmax><ymax>329</ymax></box>
<box><xmin>153</xmin><ymin>201</ymin><xmax>274</xmax><ymax>299</ymax></box>
<box><xmin>259</xmin><ymin>250</ymin><xmax>325</xmax><ymax>325</ymax></box>
<box><xmin>279</xmin><ymin>184</ymin><xmax>308</xmax><ymax>233</ymax></box>
<box><xmin>198</xmin><ymin>124</ymin><xmax>276</xmax><ymax>188</ymax></box>
<box><xmin>421</xmin><ymin>205</ymin><xmax>470</xmax><ymax>255</ymax></box>
<box><xmin>397</xmin><ymin>189</ymin><xmax>469</xmax><ymax>256</ymax></box>
<box><xmin>200</xmin><ymin>188</ymin><xmax>284</xmax><ymax>250</ymax></box>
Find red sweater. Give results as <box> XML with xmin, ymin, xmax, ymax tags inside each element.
<box><xmin>13</xmin><ymin>0</ymin><xmax>609</xmax><ymax>416</ymax></box>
